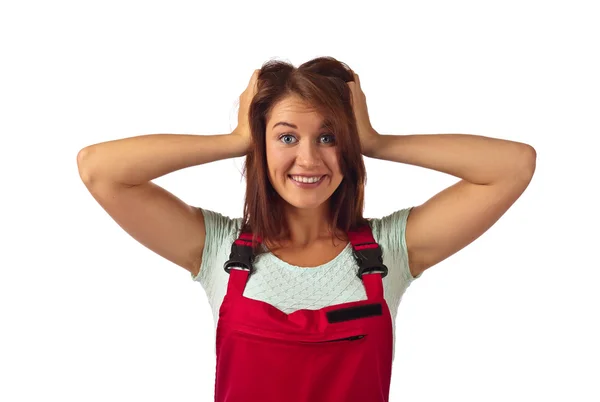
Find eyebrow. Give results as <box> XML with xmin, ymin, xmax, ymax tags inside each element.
<box><xmin>272</xmin><ymin>121</ymin><xmax>329</xmax><ymax>130</ymax></box>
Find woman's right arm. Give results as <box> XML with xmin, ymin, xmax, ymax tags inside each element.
<box><xmin>76</xmin><ymin>133</ymin><xmax>249</xmax><ymax>277</ymax></box>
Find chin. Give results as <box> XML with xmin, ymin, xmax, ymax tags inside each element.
<box><xmin>281</xmin><ymin>196</ymin><xmax>330</xmax><ymax>211</ymax></box>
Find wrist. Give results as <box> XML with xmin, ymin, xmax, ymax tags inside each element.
<box><xmin>228</xmin><ymin>130</ymin><xmax>251</xmax><ymax>157</ymax></box>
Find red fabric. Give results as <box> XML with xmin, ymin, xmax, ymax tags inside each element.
<box><xmin>214</xmin><ymin>225</ymin><xmax>393</xmax><ymax>402</ymax></box>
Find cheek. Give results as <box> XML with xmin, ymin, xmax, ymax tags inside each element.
<box><xmin>267</xmin><ymin>146</ymin><xmax>293</xmax><ymax>167</ymax></box>
<box><xmin>265</xmin><ymin>149</ymin><xmax>288</xmax><ymax>180</ymax></box>
<box><xmin>265</xmin><ymin>145</ymin><xmax>277</xmax><ymax>169</ymax></box>
<box><xmin>324</xmin><ymin>153</ymin><xmax>342</xmax><ymax>174</ymax></box>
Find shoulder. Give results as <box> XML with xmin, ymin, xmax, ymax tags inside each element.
<box><xmin>198</xmin><ymin>207</ymin><xmax>243</xmax><ymax>239</ymax></box>
<box><xmin>367</xmin><ymin>207</ymin><xmax>422</xmax><ymax>281</ymax></box>
<box><xmin>191</xmin><ymin>207</ymin><xmax>242</xmax><ymax>282</ymax></box>
<box><xmin>367</xmin><ymin>207</ymin><xmax>413</xmax><ymax>242</ymax></box>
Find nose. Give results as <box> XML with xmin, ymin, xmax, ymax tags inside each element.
<box><xmin>296</xmin><ymin>139</ymin><xmax>322</xmax><ymax>168</ymax></box>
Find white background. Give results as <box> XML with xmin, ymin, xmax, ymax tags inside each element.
<box><xmin>2</xmin><ymin>0</ymin><xmax>598</xmax><ymax>401</ymax></box>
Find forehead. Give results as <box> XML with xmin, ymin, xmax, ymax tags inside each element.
<box><xmin>267</xmin><ymin>96</ymin><xmax>326</xmax><ymax>130</ymax></box>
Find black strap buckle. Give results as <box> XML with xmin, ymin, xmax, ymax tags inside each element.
<box><xmin>353</xmin><ymin>245</ymin><xmax>388</xmax><ymax>279</ymax></box>
<box><xmin>223</xmin><ymin>243</ymin><xmax>255</xmax><ymax>275</ymax></box>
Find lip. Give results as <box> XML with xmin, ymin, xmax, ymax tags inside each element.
<box><xmin>288</xmin><ymin>174</ymin><xmax>326</xmax><ymax>189</ymax></box>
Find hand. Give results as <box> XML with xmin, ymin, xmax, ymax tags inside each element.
<box><xmin>347</xmin><ymin>71</ymin><xmax>380</xmax><ymax>157</ymax></box>
<box><xmin>232</xmin><ymin>69</ymin><xmax>260</xmax><ymax>153</ymax></box>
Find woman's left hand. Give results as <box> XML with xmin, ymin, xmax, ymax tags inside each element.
<box><xmin>347</xmin><ymin>71</ymin><xmax>381</xmax><ymax>157</ymax></box>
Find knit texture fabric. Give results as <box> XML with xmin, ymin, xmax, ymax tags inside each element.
<box><xmin>191</xmin><ymin>207</ymin><xmax>422</xmax><ymax>362</ymax></box>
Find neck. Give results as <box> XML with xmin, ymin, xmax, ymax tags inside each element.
<box><xmin>271</xmin><ymin>202</ymin><xmax>344</xmax><ymax>249</ymax></box>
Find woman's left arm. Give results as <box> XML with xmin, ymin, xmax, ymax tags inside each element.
<box><xmin>367</xmin><ymin>133</ymin><xmax>536</xmax><ymax>278</ymax></box>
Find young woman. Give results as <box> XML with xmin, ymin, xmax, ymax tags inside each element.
<box><xmin>77</xmin><ymin>57</ymin><xmax>536</xmax><ymax>402</ymax></box>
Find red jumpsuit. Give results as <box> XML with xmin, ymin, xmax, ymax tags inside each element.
<box><xmin>214</xmin><ymin>223</ymin><xmax>393</xmax><ymax>402</ymax></box>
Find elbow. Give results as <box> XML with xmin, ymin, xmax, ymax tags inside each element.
<box><xmin>515</xmin><ymin>144</ymin><xmax>537</xmax><ymax>182</ymax></box>
<box><xmin>523</xmin><ymin>144</ymin><xmax>537</xmax><ymax>174</ymax></box>
<box><xmin>77</xmin><ymin>147</ymin><xmax>95</xmax><ymax>184</ymax></box>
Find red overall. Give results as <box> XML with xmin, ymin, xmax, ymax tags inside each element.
<box><xmin>214</xmin><ymin>223</ymin><xmax>394</xmax><ymax>402</ymax></box>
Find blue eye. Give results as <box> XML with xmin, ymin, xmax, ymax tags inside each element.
<box><xmin>278</xmin><ymin>133</ymin><xmax>335</xmax><ymax>144</ymax></box>
<box><xmin>321</xmin><ymin>134</ymin><xmax>335</xmax><ymax>144</ymax></box>
<box><xmin>280</xmin><ymin>134</ymin><xmax>295</xmax><ymax>144</ymax></box>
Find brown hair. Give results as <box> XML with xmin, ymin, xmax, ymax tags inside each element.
<box><xmin>240</xmin><ymin>56</ymin><xmax>369</xmax><ymax>255</ymax></box>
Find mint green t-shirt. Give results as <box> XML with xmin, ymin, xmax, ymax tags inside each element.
<box><xmin>191</xmin><ymin>207</ymin><xmax>421</xmax><ymax>362</ymax></box>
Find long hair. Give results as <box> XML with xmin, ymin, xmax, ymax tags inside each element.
<box><xmin>240</xmin><ymin>56</ymin><xmax>369</xmax><ymax>255</ymax></box>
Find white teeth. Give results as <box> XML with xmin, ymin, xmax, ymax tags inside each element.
<box><xmin>290</xmin><ymin>175</ymin><xmax>323</xmax><ymax>183</ymax></box>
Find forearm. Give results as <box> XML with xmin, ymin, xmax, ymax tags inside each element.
<box><xmin>77</xmin><ymin>133</ymin><xmax>247</xmax><ymax>186</ymax></box>
<box><xmin>368</xmin><ymin>133</ymin><xmax>536</xmax><ymax>185</ymax></box>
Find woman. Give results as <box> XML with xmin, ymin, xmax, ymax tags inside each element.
<box><xmin>77</xmin><ymin>56</ymin><xmax>536</xmax><ymax>402</ymax></box>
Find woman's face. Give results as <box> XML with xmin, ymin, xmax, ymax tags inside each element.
<box><xmin>265</xmin><ymin>95</ymin><xmax>344</xmax><ymax>211</ymax></box>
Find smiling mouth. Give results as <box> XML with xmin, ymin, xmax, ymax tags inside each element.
<box><xmin>288</xmin><ymin>175</ymin><xmax>326</xmax><ymax>184</ymax></box>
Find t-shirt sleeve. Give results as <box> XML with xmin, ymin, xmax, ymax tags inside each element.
<box><xmin>190</xmin><ymin>207</ymin><xmax>241</xmax><ymax>286</ymax></box>
<box><xmin>369</xmin><ymin>206</ymin><xmax>423</xmax><ymax>283</ymax></box>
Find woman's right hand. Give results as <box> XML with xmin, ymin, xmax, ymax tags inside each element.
<box><xmin>232</xmin><ymin>69</ymin><xmax>260</xmax><ymax>153</ymax></box>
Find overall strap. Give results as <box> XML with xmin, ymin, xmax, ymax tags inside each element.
<box><xmin>347</xmin><ymin>223</ymin><xmax>388</xmax><ymax>300</ymax></box>
<box><xmin>223</xmin><ymin>224</ymin><xmax>388</xmax><ymax>299</ymax></box>
<box><xmin>223</xmin><ymin>231</ymin><xmax>262</xmax><ymax>297</ymax></box>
